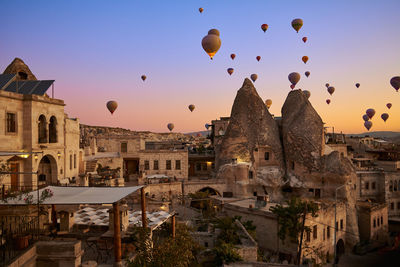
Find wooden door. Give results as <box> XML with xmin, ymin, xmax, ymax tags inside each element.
<box><xmin>10</xmin><ymin>163</ymin><xmax>19</xmax><ymax>191</ymax></box>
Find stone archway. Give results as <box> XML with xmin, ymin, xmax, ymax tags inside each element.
<box><xmin>198</xmin><ymin>186</ymin><xmax>221</xmax><ymax>196</ymax></box>
<box><xmin>335</xmin><ymin>238</ymin><xmax>345</xmax><ymax>264</ymax></box>
<box><xmin>38</xmin><ymin>155</ymin><xmax>58</xmax><ymax>186</ymax></box>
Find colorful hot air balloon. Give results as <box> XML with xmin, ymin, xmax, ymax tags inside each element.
<box><xmin>366</xmin><ymin>108</ymin><xmax>376</xmax><ymax>119</ymax></box>
<box><xmin>256</xmin><ymin>56</ymin><xmax>261</xmax><ymax>62</ymax></box>
<box><xmin>325</xmin><ymin>83</ymin><xmax>330</xmax><ymax>88</ymax></box>
<box><xmin>227</xmin><ymin>68</ymin><xmax>234</xmax><ymax>75</ymax></box>
<box><xmin>201</xmin><ymin>29</ymin><xmax>221</xmax><ymax>60</ymax></box>
<box><xmin>355</xmin><ymin>83</ymin><xmax>360</xmax><ymax>88</ymax></box>
<box><xmin>326</xmin><ymin>99</ymin><xmax>331</xmax><ymax>105</ymax></box>
<box><xmin>362</xmin><ymin>114</ymin><xmax>369</xmax><ymax>122</ymax></box>
<box><xmin>305</xmin><ymin>71</ymin><xmax>310</xmax><ymax>78</ymax></box>
<box><xmin>199</xmin><ymin>7</ymin><xmax>203</xmax><ymax>13</ymax></box>
<box><xmin>265</xmin><ymin>99</ymin><xmax>272</xmax><ymax>109</ymax></box>
<box><xmin>141</xmin><ymin>75</ymin><xmax>146</xmax><ymax>81</ymax></box>
<box><xmin>250</xmin><ymin>74</ymin><xmax>258</xmax><ymax>82</ymax></box>
<box><xmin>364</xmin><ymin>121</ymin><xmax>372</xmax><ymax>131</ymax></box>
<box><xmin>288</xmin><ymin>72</ymin><xmax>301</xmax><ymax>86</ymax></box>
<box><xmin>327</xmin><ymin>86</ymin><xmax>335</xmax><ymax>95</ymax></box>
<box><xmin>381</xmin><ymin>113</ymin><xmax>389</xmax><ymax>122</ymax></box>
<box><xmin>303</xmin><ymin>90</ymin><xmax>311</xmax><ymax>99</ymax></box>
<box><xmin>302</xmin><ymin>56</ymin><xmax>309</xmax><ymax>64</ymax></box>
<box><xmin>167</xmin><ymin>123</ymin><xmax>174</xmax><ymax>132</ymax></box>
<box><xmin>261</xmin><ymin>24</ymin><xmax>268</xmax><ymax>32</ymax></box>
<box><xmin>290</xmin><ymin>84</ymin><xmax>295</xmax><ymax>90</ymax></box>
<box><xmin>230</xmin><ymin>54</ymin><xmax>236</xmax><ymax>60</ymax></box>
<box><xmin>188</xmin><ymin>104</ymin><xmax>195</xmax><ymax>112</ymax></box>
<box><xmin>390</xmin><ymin>76</ymin><xmax>400</xmax><ymax>92</ymax></box>
<box><xmin>205</xmin><ymin>123</ymin><xmax>210</xmax><ymax>130</ymax></box>
<box><xmin>291</xmin><ymin>18</ymin><xmax>303</xmax><ymax>33</ymax></box>
<box><xmin>106</xmin><ymin>101</ymin><xmax>118</xmax><ymax>115</ymax></box>
<box><xmin>302</xmin><ymin>37</ymin><xmax>307</xmax><ymax>43</ymax></box>
<box><xmin>387</xmin><ymin>103</ymin><xmax>392</xmax><ymax>109</ymax></box>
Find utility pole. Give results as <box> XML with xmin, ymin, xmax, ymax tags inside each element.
<box><xmin>297</xmin><ymin>204</ymin><xmax>307</xmax><ymax>265</ymax></box>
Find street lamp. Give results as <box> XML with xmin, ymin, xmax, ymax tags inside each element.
<box><xmin>334</xmin><ymin>182</ymin><xmax>351</xmax><ymax>265</ymax></box>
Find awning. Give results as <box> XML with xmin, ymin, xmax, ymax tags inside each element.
<box><xmin>0</xmin><ymin>186</ymin><xmax>143</xmax><ymax>205</ymax></box>
<box><xmin>146</xmin><ymin>174</ymin><xmax>169</xmax><ymax>179</ymax></box>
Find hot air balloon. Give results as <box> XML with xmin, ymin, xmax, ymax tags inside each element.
<box><xmin>390</xmin><ymin>76</ymin><xmax>400</xmax><ymax>92</ymax></box>
<box><xmin>302</xmin><ymin>56</ymin><xmax>308</xmax><ymax>64</ymax></box>
<box><xmin>326</xmin><ymin>99</ymin><xmax>331</xmax><ymax>105</ymax></box>
<box><xmin>227</xmin><ymin>68</ymin><xmax>234</xmax><ymax>75</ymax></box>
<box><xmin>188</xmin><ymin>104</ymin><xmax>195</xmax><ymax>112</ymax></box>
<box><xmin>199</xmin><ymin>7</ymin><xmax>203</xmax><ymax>13</ymax></box>
<box><xmin>288</xmin><ymin>72</ymin><xmax>301</xmax><ymax>86</ymax></box>
<box><xmin>364</xmin><ymin>121</ymin><xmax>372</xmax><ymax>131</ymax></box>
<box><xmin>201</xmin><ymin>29</ymin><xmax>221</xmax><ymax>60</ymax></box>
<box><xmin>265</xmin><ymin>99</ymin><xmax>272</xmax><ymax>109</ymax></box>
<box><xmin>205</xmin><ymin>123</ymin><xmax>210</xmax><ymax>130</ymax></box>
<box><xmin>141</xmin><ymin>75</ymin><xmax>146</xmax><ymax>81</ymax></box>
<box><xmin>327</xmin><ymin>86</ymin><xmax>335</xmax><ymax>95</ymax></box>
<box><xmin>362</xmin><ymin>114</ymin><xmax>369</xmax><ymax>122</ymax></box>
<box><xmin>305</xmin><ymin>71</ymin><xmax>310</xmax><ymax>78</ymax></box>
<box><xmin>291</xmin><ymin>18</ymin><xmax>303</xmax><ymax>33</ymax></box>
<box><xmin>290</xmin><ymin>84</ymin><xmax>295</xmax><ymax>89</ymax></box>
<box><xmin>261</xmin><ymin>24</ymin><xmax>268</xmax><ymax>32</ymax></box>
<box><xmin>387</xmin><ymin>103</ymin><xmax>392</xmax><ymax>109</ymax></box>
<box><xmin>167</xmin><ymin>123</ymin><xmax>174</xmax><ymax>132</ymax></box>
<box><xmin>366</xmin><ymin>108</ymin><xmax>376</xmax><ymax>119</ymax></box>
<box><xmin>230</xmin><ymin>54</ymin><xmax>236</xmax><ymax>60</ymax></box>
<box><xmin>303</xmin><ymin>90</ymin><xmax>311</xmax><ymax>99</ymax></box>
<box><xmin>355</xmin><ymin>83</ymin><xmax>360</xmax><ymax>88</ymax></box>
<box><xmin>302</xmin><ymin>37</ymin><xmax>307</xmax><ymax>43</ymax></box>
<box><xmin>325</xmin><ymin>83</ymin><xmax>330</xmax><ymax>88</ymax></box>
<box><xmin>256</xmin><ymin>56</ymin><xmax>261</xmax><ymax>62</ymax></box>
<box><xmin>381</xmin><ymin>113</ymin><xmax>389</xmax><ymax>122</ymax></box>
<box><xmin>106</xmin><ymin>101</ymin><xmax>118</xmax><ymax>115</ymax></box>
<box><xmin>250</xmin><ymin>74</ymin><xmax>258</xmax><ymax>82</ymax></box>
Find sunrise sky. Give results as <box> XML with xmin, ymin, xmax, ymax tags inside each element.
<box><xmin>1</xmin><ymin>0</ymin><xmax>399</xmax><ymax>133</ymax></box>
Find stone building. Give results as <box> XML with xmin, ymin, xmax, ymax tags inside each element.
<box><xmin>357</xmin><ymin>201</ymin><xmax>389</xmax><ymax>246</ymax></box>
<box><xmin>0</xmin><ymin>58</ymin><xmax>80</xmax><ymax>190</ymax></box>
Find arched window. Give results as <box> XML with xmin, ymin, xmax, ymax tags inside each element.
<box><xmin>394</xmin><ymin>181</ymin><xmax>398</xmax><ymax>192</ymax></box>
<box><xmin>49</xmin><ymin>116</ymin><xmax>57</xmax><ymax>143</ymax></box>
<box><xmin>38</xmin><ymin>115</ymin><xmax>47</xmax><ymax>143</ymax></box>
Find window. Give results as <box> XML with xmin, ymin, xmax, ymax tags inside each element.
<box><xmin>372</xmin><ymin>182</ymin><xmax>376</xmax><ymax>190</ymax></box>
<box><xmin>390</xmin><ymin>181</ymin><xmax>393</xmax><ymax>192</ymax></box>
<box><xmin>391</xmin><ymin>202</ymin><xmax>394</xmax><ymax>210</ymax></box>
<box><xmin>204</xmin><ymin>242</ymin><xmax>208</xmax><ymax>248</ymax></box>
<box><xmin>70</xmin><ymin>154</ymin><xmax>73</xmax><ymax>170</ymax></box>
<box><xmin>6</xmin><ymin>113</ymin><xmax>16</xmax><ymax>133</ymax></box>
<box><xmin>74</xmin><ymin>154</ymin><xmax>76</xmax><ymax>169</ymax></box>
<box><xmin>323</xmin><ymin>228</ymin><xmax>326</xmax><ymax>241</ymax></box>
<box><xmin>264</xmin><ymin>152</ymin><xmax>270</xmax><ymax>161</ymax></box>
<box><xmin>249</xmin><ymin>171</ymin><xmax>253</xmax><ymax>179</ymax></box>
<box><xmin>211</xmin><ymin>162</ymin><xmax>215</xmax><ymax>170</ymax></box>
<box><xmin>373</xmin><ymin>219</ymin><xmax>376</xmax><ymax>228</ymax></box>
<box><xmin>121</xmin><ymin>142</ymin><xmax>127</xmax><ymax>153</ymax></box>
<box><xmin>335</xmin><ymin>222</ymin><xmax>338</xmax><ymax>232</ymax></box>
<box><xmin>377</xmin><ymin>217</ymin><xmax>380</xmax><ymax>226</ymax></box>
<box><xmin>306</xmin><ymin>231</ymin><xmax>311</xmax><ymax>242</ymax></box>
<box><xmin>327</xmin><ymin>227</ymin><xmax>330</xmax><ymax>239</ymax></box>
<box><xmin>395</xmin><ymin>181</ymin><xmax>398</xmax><ymax>191</ymax></box>
<box><xmin>340</xmin><ymin>219</ymin><xmax>343</xmax><ymax>230</ymax></box>
<box><xmin>166</xmin><ymin>160</ymin><xmax>171</xmax><ymax>170</ymax></box>
<box><xmin>313</xmin><ymin>225</ymin><xmax>317</xmax><ymax>240</ymax></box>
<box><xmin>196</xmin><ymin>163</ymin><xmax>201</xmax><ymax>171</ymax></box>
<box><xmin>144</xmin><ymin>160</ymin><xmax>149</xmax><ymax>170</ymax></box>
<box><xmin>175</xmin><ymin>160</ymin><xmax>181</xmax><ymax>170</ymax></box>
<box><xmin>49</xmin><ymin>116</ymin><xmax>57</xmax><ymax>143</ymax></box>
<box><xmin>398</xmin><ymin>202</ymin><xmax>400</xmax><ymax>210</ymax></box>
<box><xmin>365</xmin><ymin>182</ymin><xmax>369</xmax><ymax>190</ymax></box>
<box><xmin>202</xmin><ymin>163</ymin><xmax>207</xmax><ymax>171</ymax></box>
<box><xmin>38</xmin><ymin>115</ymin><xmax>47</xmax><ymax>143</ymax></box>
<box><xmin>381</xmin><ymin>216</ymin><xmax>383</xmax><ymax>225</ymax></box>
<box><xmin>291</xmin><ymin>161</ymin><xmax>295</xmax><ymax>170</ymax></box>
<box><xmin>315</xmin><ymin>189</ymin><xmax>321</xmax><ymax>199</ymax></box>
<box><xmin>154</xmin><ymin>160</ymin><xmax>159</xmax><ymax>170</ymax></box>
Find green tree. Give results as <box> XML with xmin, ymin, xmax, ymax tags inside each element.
<box><xmin>270</xmin><ymin>197</ymin><xmax>319</xmax><ymax>265</ymax></box>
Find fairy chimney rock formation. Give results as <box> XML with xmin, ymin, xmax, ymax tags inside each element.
<box><xmin>3</xmin><ymin>58</ymin><xmax>37</xmax><ymax>81</ymax></box>
<box><xmin>217</xmin><ymin>78</ymin><xmax>284</xmax><ymax>169</ymax></box>
<box><xmin>281</xmin><ymin>89</ymin><xmax>324</xmax><ymax>174</ymax></box>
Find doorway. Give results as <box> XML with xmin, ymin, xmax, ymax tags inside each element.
<box><xmin>10</xmin><ymin>163</ymin><xmax>19</xmax><ymax>191</ymax></box>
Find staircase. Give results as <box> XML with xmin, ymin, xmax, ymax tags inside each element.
<box><xmin>85</xmin><ymin>160</ymin><xmax>97</xmax><ymax>173</ymax></box>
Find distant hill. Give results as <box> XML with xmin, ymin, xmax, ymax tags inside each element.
<box><xmin>346</xmin><ymin>131</ymin><xmax>400</xmax><ymax>140</ymax></box>
<box><xmin>185</xmin><ymin>130</ymin><xmax>209</xmax><ymax>137</ymax></box>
